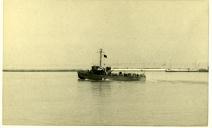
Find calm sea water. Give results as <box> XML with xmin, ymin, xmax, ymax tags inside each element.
<box><xmin>3</xmin><ymin>72</ymin><xmax>208</xmax><ymax>126</ymax></box>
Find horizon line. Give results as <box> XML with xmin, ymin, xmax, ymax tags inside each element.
<box><xmin>3</xmin><ymin>67</ymin><xmax>208</xmax><ymax>72</ymax></box>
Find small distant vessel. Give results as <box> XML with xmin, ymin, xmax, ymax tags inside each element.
<box><xmin>198</xmin><ymin>68</ymin><xmax>208</xmax><ymax>72</ymax></box>
<box><xmin>77</xmin><ymin>49</ymin><xmax>146</xmax><ymax>81</ymax></box>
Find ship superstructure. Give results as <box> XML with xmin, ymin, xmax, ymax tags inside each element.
<box><xmin>77</xmin><ymin>49</ymin><xmax>146</xmax><ymax>81</ymax></box>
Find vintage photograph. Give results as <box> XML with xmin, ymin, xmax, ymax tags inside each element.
<box><xmin>3</xmin><ymin>0</ymin><xmax>209</xmax><ymax>126</ymax></box>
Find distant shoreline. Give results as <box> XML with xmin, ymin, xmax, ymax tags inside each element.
<box><xmin>3</xmin><ymin>69</ymin><xmax>79</xmax><ymax>72</ymax></box>
<box><xmin>3</xmin><ymin>68</ymin><xmax>208</xmax><ymax>72</ymax></box>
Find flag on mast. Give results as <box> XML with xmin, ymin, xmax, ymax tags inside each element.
<box><xmin>104</xmin><ymin>54</ymin><xmax>107</xmax><ymax>58</ymax></box>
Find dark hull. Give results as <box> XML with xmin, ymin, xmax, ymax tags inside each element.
<box><xmin>77</xmin><ymin>71</ymin><xmax>145</xmax><ymax>81</ymax></box>
<box><xmin>78</xmin><ymin>71</ymin><xmax>107</xmax><ymax>80</ymax></box>
<box><xmin>107</xmin><ymin>75</ymin><xmax>145</xmax><ymax>81</ymax></box>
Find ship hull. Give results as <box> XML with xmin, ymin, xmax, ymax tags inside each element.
<box><xmin>78</xmin><ymin>71</ymin><xmax>107</xmax><ymax>80</ymax></box>
<box><xmin>77</xmin><ymin>71</ymin><xmax>145</xmax><ymax>81</ymax></box>
<box><xmin>107</xmin><ymin>75</ymin><xmax>145</xmax><ymax>81</ymax></box>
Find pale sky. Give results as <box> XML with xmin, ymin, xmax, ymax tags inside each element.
<box><xmin>4</xmin><ymin>0</ymin><xmax>208</xmax><ymax>69</ymax></box>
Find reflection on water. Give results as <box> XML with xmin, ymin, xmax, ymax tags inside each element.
<box><xmin>78</xmin><ymin>80</ymin><xmax>113</xmax><ymax>97</ymax></box>
<box><xmin>3</xmin><ymin>72</ymin><xmax>208</xmax><ymax>125</ymax></box>
<box><xmin>90</xmin><ymin>82</ymin><xmax>111</xmax><ymax>97</ymax></box>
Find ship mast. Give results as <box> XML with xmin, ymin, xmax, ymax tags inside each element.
<box><xmin>99</xmin><ymin>48</ymin><xmax>103</xmax><ymax>67</ymax></box>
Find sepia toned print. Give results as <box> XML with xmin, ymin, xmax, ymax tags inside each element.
<box><xmin>3</xmin><ymin>0</ymin><xmax>208</xmax><ymax>126</ymax></box>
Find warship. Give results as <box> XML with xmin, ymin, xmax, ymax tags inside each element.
<box><xmin>77</xmin><ymin>49</ymin><xmax>146</xmax><ymax>81</ymax></box>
